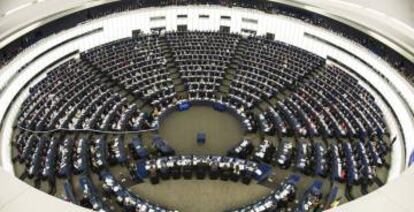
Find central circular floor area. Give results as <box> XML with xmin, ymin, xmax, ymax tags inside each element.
<box><xmin>158</xmin><ymin>106</ymin><xmax>244</xmax><ymax>155</ymax></box>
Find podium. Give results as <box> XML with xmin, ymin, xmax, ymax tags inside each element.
<box><xmin>197</xmin><ymin>133</ymin><xmax>206</xmax><ymax>144</ymax></box>
<box><xmin>213</xmin><ymin>102</ymin><xmax>226</xmax><ymax>111</ymax></box>
<box><xmin>178</xmin><ymin>101</ymin><xmax>191</xmax><ymax>111</ymax></box>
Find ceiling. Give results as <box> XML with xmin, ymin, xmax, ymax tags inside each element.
<box><xmin>0</xmin><ymin>0</ymin><xmax>413</xmax><ymax>58</ymax></box>
<box><xmin>0</xmin><ymin>0</ymin><xmax>412</xmax><ymax>27</ymax></box>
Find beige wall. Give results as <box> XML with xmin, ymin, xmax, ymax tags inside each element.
<box><xmin>0</xmin><ymin>168</ymin><xmax>89</xmax><ymax>211</ymax></box>
<box><xmin>331</xmin><ymin>167</ymin><xmax>414</xmax><ymax>212</ymax></box>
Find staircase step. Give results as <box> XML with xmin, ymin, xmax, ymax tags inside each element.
<box><xmin>214</xmin><ymin>39</ymin><xmax>246</xmax><ymax>101</ymax></box>
<box><xmin>174</xmin><ymin>84</ymin><xmax>186</xmax><ymax>92</ymax></box>
<box><xmin>223</xmin><ymin>80</ymin><xmax>232</xmax><ymax>86</ymax></box>
<box><xmin>219</xmin><ymin>86</ymin><xmax>230</xmax><ymax>93</ymax></box>
<box><xmin>170</xmin><ymin>72</ymin><xmax>181</xmax><ymax>79</ymax></box>
<box><xmin>259</xmin><ymin>101</ymin><xmax>272</xmax><ymax>111</ymax></box>
<box><xmin>252</xmin><ymin>107</ymin><xmax>264</xmax><ymax>115</ymax></box>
